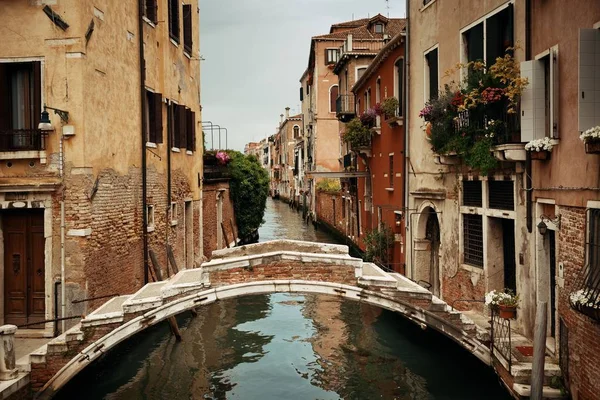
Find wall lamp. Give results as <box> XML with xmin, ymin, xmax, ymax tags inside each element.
<box><xmin>537</xmin><ymin>214</ymin><xmax>562</xmax><ymax>236</ymax></box>
<box><xmin>38</xmin><ymin>104</ymin><xmax>70</xmax><ymax>131</ymax></box>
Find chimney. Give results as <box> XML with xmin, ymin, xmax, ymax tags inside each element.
<box><xmin>280</xmin><ymin>114</ymin><xmax>284</xmax><ymax>126</ymax></box>
<box><xmin>285</xmin><ymin>107</ymin><xmax>290</xmax><ymax>119</ymax></box>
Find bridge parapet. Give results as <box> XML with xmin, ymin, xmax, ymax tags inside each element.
<box><xmin>210</xmin><ymin>239</ymin><xmax>350</xmax><ymax>260</ymax></box>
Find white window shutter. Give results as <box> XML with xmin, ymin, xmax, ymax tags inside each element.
<box><xmin>520</xmin><ymin>60</ymin><xmax>545</xmax><ymax>142</ymax></box>
<box><xmin>550</xmin><ymin>46</ymin><xmax>560</xmax><ymax>138</ymax></box>
<box><xmin>578</xmin><ymin>28</ymin><xmax>600</xmax><ymax>132</ymax></box>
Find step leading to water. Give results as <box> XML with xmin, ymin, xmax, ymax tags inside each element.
<box><xmin>122</xmin><ymin>282</ymin><xmax>168</xmax><ymax>314</ymax></box>
<box><xmin>161</xmin><ymin>268</ymin><xmax>207</xmax><ymax>298</ymax></box>
<box><xmin>82</xmin><ymin>295</ymin><xmax>132</xmax><ymax>328</ymax></box>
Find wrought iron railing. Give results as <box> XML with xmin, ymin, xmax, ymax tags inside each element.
<box><xmin>338</xmin><ymin>40</ymin><xmax>386</xmax><ymax>59</ymax></box>
<box><xmin>490</xmin><ymin>308</ymin><xmax>512</xmax><ymax>374</ymax></box>
<box><xmin>0</xmin><ymin>129</ymin><xmax>48</xmax><ymax>152</ymax></box>
<box><xmin>336</xmin><ymin>94</ymin><xmax>356</xmax><ymax>120</ymax></box>
<box><xmin>203</xmin><ymin>165</ymin><xmax>230</xmax><ymax>181</ymax></box>
<box><xmin>569</xmin><ymin>208</ymin><xmax>600</xmax><ymax>321</ymax></box>
<box><xmin>455</xmin><ymin>101</ymin><xmax>521</xmax><ymax>144</ymax></box>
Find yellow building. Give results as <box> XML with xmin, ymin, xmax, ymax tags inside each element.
<box><xmin>0</xmin><ymin>0</ymin><xmax>202</xmax><ymax>336</ymax></box>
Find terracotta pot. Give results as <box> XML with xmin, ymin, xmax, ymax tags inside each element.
<box><xmin>530</xmin><ymin>150</ymin><xmax>550</xmax><ymax>160</ymax></box>
<box><xmin>585</xmin><ymin>141</ymin><xmax>600</xmax><ymax>154</ymax></box>
<box><xmin>498</xmin><ymin>305</ymin><xmax>517</xmax><ymax>319</ymax></box>
<box><xmin>426</xmin><ymin>122</ymin><xmax>432</xmax><ymax>137</ymax></box>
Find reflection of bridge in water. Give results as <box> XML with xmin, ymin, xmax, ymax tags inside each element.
<box><xmin>11</xmin><ymin>240</ymin><xmax>491</xmax><ymax>399</ymax></box>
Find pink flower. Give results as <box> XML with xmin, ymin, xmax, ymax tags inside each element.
<box><xmin>216</xmin><ymin>151</ymin><xmax>230</xmax><ymax>165</ymax></box>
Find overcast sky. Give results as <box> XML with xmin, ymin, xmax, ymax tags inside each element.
<box><xmin>200</xmin><ymin>0</ymin><xmax>407</xmax><ymax>152</ymax></box>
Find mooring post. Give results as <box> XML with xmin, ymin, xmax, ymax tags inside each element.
<box><xmin>531</xmin><ymin>301</ymin><xmax>547</xmax><ymax>400</ymax></box>
<box><xmin>0</xmin><ymin>325</ymin><xmax>18</xmax><ymax>381</ymax></box>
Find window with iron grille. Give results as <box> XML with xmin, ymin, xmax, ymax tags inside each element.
<box><xmin>463</xmin><ymin>180</ymin><xmax>482</xmax><ymax>207</ymax></box>
<box><xmin>168</xmin><ymin>0</ymin><xmax>180</xmax><ymax>43</ymax></box>
<box><xmin>144</xmin><ymin>0</ymin><xmax>157</xmax><ymax>24</ymax></box>
<box><xmin>586</xmin><ymin>209</ymin><xmax>600</xmax><ymax>287</ymax></box>
<box><xmin>183</xmin><ymin>4</ymin><xmax>192</xmax><ymax>54</ymax></box>
<box><xmin>389</xmin><ymin>155</ymin><xmax>394</xmax><ymax>187</ymax></box>
<box><xmin>463</xmin><ymin>214</ymin><xmax>483</xmax><ymax>267</ymax></box>
<box><xmin>488</xmin><ymin>180</ymin><xmax>514</xmax><ymax>210</ymax></box>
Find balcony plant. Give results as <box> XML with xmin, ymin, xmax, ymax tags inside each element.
<box><xmin>419</xmin><ymin>50</ymin><xmax>528</xmax><ymax>174</ymax></box>
<box><xmin>580</xmin><ymin>125</ymin><xmax>600</xmax><ymax>154</ymax></box>
<box><xmin>359</xmin><ymin>108</ymin><xmax>377</xmax><ymax>128</ymax></box>
<box><xmin>364</xmin><ymin>224</ymin><xmax>395</xmax><ymax>267</ymax></box>
<box><xmin>525</xmin><ymin>137</ymin><xmax>554</xmax><ymax>160</ymax></box>
<box><xmin>381</xmin><ymin>97</ymin><xmax>400</xmax><ymax>119</ymax></box>
<box><xmin>485</xmin><ymin>289</ymin><xmax>520</xmax><ymax>319</ymax></box>
<box><xmin>344</xmin><ymin>117</ymin><xmax>372</xmax><ymax>150</ymax></box>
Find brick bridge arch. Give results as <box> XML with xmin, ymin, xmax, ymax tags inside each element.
<box><xmin>32</xmin><ymin>240</ymin><xmax>490</xmax><ymax>399</ymax></box>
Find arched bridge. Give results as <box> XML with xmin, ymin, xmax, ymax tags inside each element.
<box><xmin>23</xmin><ymin>240</ymin><xmax>490</xmax><ymax>398</ymax></box>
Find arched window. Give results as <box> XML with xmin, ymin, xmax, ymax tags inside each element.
<box><xmin>293</xmin><ymin>125</ymin><xmax>300</xmax><ymax>138</ymax></box>
<box><xmin>329</xmin><ymin>85</ymin><xmax>339</xmax><ymax>113</ymax></box>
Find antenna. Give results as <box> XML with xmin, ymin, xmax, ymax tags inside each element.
<box><xmin>386</xmin><ymin>0</ymin><xmax>390</xmax><ymax>17</ymax></box>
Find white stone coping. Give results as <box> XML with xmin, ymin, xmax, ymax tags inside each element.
<box><xmin>81</xmin><ymin>295</ymin><xmax>130</xmax><ymax>327</ymax></box>
<box><xmin>0</xmin><ymin>372</ymin><xmax>29</xmax><ymax>399</ymax></box>
<box><xmin>358</xmin><ymin>263</ymin><xmax>398</xmax><ymax>288</ymax></box>
<box><xmin>161</xmin><ymin>269</ymin><xmax>207</xmax><ymax>298</ymax></box>
<box><xmin>210</xmin><ymin>239</ymin><xmax>350</xmax><ymax>259</ymax></box>
<box><xmin>122</xmin><ymin>282</ymin><xmax>167</xmax><ymax>314</ymax></box>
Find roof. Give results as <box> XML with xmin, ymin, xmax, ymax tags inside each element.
<box><xmin>313</xmin><ymin>18</ymin><xmax>405</xmax><ymax>41</ymax></box>
<box><xmin>329</xmin><ymin>17</ymin><xmax>370</xmax><ymax>32</ymax></box>
<box><xmin>352</xmin><ymin>32</ymin><xmax>406</xmax><ymax>93</ymax></box>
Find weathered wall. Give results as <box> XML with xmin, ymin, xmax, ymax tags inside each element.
<box><xmin>202</xmin><ymin>181</ymin><xmax>236</xmax><ymax>260</ymax></box>
<box><xmin>315</xmin><ymin>191</ymin><xmax>344</xmax><ymax>233</ymax></box>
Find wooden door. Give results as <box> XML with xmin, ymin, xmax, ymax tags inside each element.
<box><xmin>3</xmin><ymin>211</ymin><xmax>45</xmax><ymax>327</ymax></box>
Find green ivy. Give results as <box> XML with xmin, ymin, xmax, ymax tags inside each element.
<box><xmin>364</xmin><ymin>224</ymin><xmax>395</xmax><ymax>266</ymax></box>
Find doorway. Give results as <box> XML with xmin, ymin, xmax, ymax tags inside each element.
<box><xmin>425</xmin><ymin>211</ymin><xmax>440</xmax><ymax>297</ymax></box>
<box><xmin>185</xmin><ymin>201</ymin><xmax>193</xmax><ymax>269</ymax></box>
<box><xmin>502</xmin><ymin>219</ymin><xmax>516</xmax><ymax>293</ymax></box>
<box><xmin>3</xmin><ymin>210</ymin><xmax>45</xmax><ymax>327</ymax></box>
<box><xmin>549</xmin><ymin>230</ymin><xmax>556</xmax><ymax>338</ymax></box>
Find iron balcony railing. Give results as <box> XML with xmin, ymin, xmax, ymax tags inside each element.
<box><xmin>336</xmin><ymin>94</ymin><xmax>356</xmax><ymax>122</ymax></box>
<box><xmin>203</xmin><ymin>165</ymin><xmax>231</xmax><ymax>181</ymax></box>
<box><xmin>454</xmin><ymin>101</ymin><xmax>521</xmax><ymax>144</ymax></box>
<box><xmin>338</xmin><ymin>39</ymin><xmax>387</xmax><ymax>60</ymax></box>
<box><xmin>0</xmin><ymin>129</ymin><xmax>48</xmax><ymax>152</ymax></box>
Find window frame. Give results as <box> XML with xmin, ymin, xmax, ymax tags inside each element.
<box><xmin>325</xmin><ymin>48</ymin><xmax>339</xmax><ymax>65</ymax></box>
<box><xmin>182</xmin><ymin>4</ymin><xmax>193</xmax><ymax>55</ymax></box>
<box><xmin>168</xmin><ymin>0</ymin><xmax>180</xmax><ymax>44</ymax></box>
<box><xmin>144</xmin><ymin>0</ymin><xmax>158</xmax><ymax>25</ymax></box>
<box><xmin>424</xmin><ymin>45</ymin><xmax>439</xmax><ymax>102</ymax></box>
<box><xmin>329</xmin><ymin>84</ymin><xmax>339</xmax><ymax>113</ymax></box>
<box><xmin>394</xmin><ymin>57</ymin><xmax>405</xmax><ymax>117</ymax></box>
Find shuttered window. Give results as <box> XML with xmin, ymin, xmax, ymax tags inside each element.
<box><xmin>183</xmin><ymin>4</ymin><xmax>192</xmax><ymax>55</ymax></box>
<box><xmin>144</xmin><ymin>0</ymin><xmax>157</xmax><ymax>24</ymax></box>
<box><xmin>173</xmin><ymin>104</ymin><xmax>186</xmax><ymax>149</ymax></box>
<box><xmin>578</xmin><ymin>29</ymin><xmax>600</xmax><ymax>132</ymax></box>
<box><xmin>186</xmin><ymin>109</ymin><xmax>195</xmax><ymax>152</ymax></box>
<box><xmin>168</xmin><ymin>0</ymin><xmax>180</xmax><ymax>43</ymax></box>
<box><xmin>463</xmin><ymin>214</ymin><xmax>483</xmax><ymax>267</ymax></box>
<box><xmin>330</xmin><ymin>85</ymin><xmax>338</xmax><ymax>113</ymax></box>
<box><xmin>145</xmin><ymin>91</ymin><xmax>163</xmax><ymax>144</ymax></box>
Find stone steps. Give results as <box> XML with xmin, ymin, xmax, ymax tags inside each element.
<box><xmin>512</xmin><ymin>361</ymin><xmax>562</xmax><ymax>385</ymax></box>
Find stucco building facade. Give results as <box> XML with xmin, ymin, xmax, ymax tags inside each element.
<box><xmin>0</xmin><ymin>0</ymin><xmax>202</xmax><ymax>336</ymax></box>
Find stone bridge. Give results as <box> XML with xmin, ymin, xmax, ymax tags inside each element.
<box><xmin>5</xmin><ymin>240</ymin><xmax>491</xmax><ymax>399</ymax></box>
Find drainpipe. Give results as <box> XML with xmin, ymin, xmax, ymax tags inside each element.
<box><xmin>525</xmin><ymin>0</ymin><xmax>533</xmax><ymax>233</ymax></box>
<box><xmin>138</xmin><ymin>0</ymin><xmax>149</xmax><ymax>284</ymax></box>
<box><xmin>166</xmin><ymin>101</ymin><xmax>172</xmax><ymax>274</ymax></box>
<box><xmin>403</xmin><ymin>6</ymin><xmax>411</xmax><ymax>279</ymax></box>
<box><xmin>60</xmin><ymin>200</ymin><xmax>65</xmax><ymax>333</ymax></box>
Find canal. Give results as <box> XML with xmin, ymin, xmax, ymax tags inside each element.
<box><xmin>57</xmin><ymin>199</ymin><xmax>510</xmax><ymax>399</ymax></box>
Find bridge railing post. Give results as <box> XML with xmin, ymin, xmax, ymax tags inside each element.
<box><xmin>0</xmin><ymin>325</ymin><xmax>18</xmax><ymax>381</ymax></box>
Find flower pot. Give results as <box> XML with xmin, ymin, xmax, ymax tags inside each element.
<box><xmin>426</xmin><ymin>122</ymin><xmax>432</xmax><ymax>137</ymax></box>
<box><xmin>498</xmin><ymin>305</ymin><xmax>517</xmax><ymax>319</ymax></box>
<box><xmin>529</xmin><ymin>150</ymin><xmax>550</xmax><ymax>160</ymax></box>
<box><xmin>585</xmin><ymin>141</ymin><xmax>600</xmax><ymax>154</ymax></box>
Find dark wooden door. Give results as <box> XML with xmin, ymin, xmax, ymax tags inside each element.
<box><xmin>3</xmin><ymin>211</ymin><xmax>45</xmax><ymax>327</ymax></box>
<box><xmin>503</xmin><ymin>219</ymin><xmax>517</xmax><ymax>293</ymax></box>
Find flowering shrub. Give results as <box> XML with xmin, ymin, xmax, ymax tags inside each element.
<box><xmin>570</xmin><ymin>289</ymin><xmax>600</xmax><ymax>309</ymax></box>
<box><xmin>216</xmin><ymin>151</ymin><xmax>230</xmax><ymax>165</ymax></box>
<box><xmin>481</xmin><ymin>87</ymin><xmax>505</xmax><ymax>104</ymax></box>
<box><xmin>525</xmin><ymin>137</ymin><xmax>554</xmax><ymax>152</ymax></box>
<box><xmin>359</xmin><ymin>108</ymin><xmax>377</xmax><ymax>126</ymax></box>
<box><xmin>372</xmin><ymin>103</ymin><xmax>384</xmax><ymax>116</ymax></box>
<box><xmin>485</xmin><ymin>289</ymin><xmax>520</xmax><ymax>308</ymax></box>
<box><xmin>580</xmin><ymin>125</ymin><xmax>600</xmax><ymax>143</ymax></box>
<box><xmin>381</xmin><ymin>97</ymin><xmax>399</xmax><ymax>118</ymax></box>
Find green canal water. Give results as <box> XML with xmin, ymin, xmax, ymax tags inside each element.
<box><xmin>56</xmin><ymin>199</ymin><xmax>511</xmax><ymax>399</ymax></box>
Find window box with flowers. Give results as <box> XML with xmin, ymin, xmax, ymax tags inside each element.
<box><xmin>381</xmin><ymin>97</ymin><xmax>402</xmax><ymax>127</ymax></box>
<box><xmin>419</xmin><ymin>51</ymin><xmax>528</xmax><ymax>174</ymax></box>
<box><xmin>485</xmin><ymin>289</ymin><xmax>520</xmax><ymax>319</ymax></box>
<box><xmin>524</xmin><ymin>137</ymin><xmax>554</xmax><ymax>160</ymax></box>
<box><xmin>580</xmin><ymin>125</ymin><xmax>600</xmax><ymax>154</ymax></box>
<box><xmin>344</xmin><ymin>117</ymin><xmax>372</xmax><ymax>157</ymax></box>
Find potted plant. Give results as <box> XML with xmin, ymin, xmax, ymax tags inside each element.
<box><xmin>485</xmin><ymin>289</ymin><xmax>520</xmax><ymax>319</ymax></box>
<box><xmin>359</xmin><ymin>108</ymin><xmax>377</xmax><ymax>128</ymax></box>
<box><xmin>580</xmin><ymin>125</ymin><xmax>600</xmax><ymax>154</ymax></box>
<box><xmin>525</xmin><ymin>137</ymin><xmax>554</xmax><ymax>160</ymax></box>
<box><xmin>382</xmin><ymin>97</ymin><xmax>400</xmax><ymax>126</ymax></box>
<box><xmin>344</xmin><ymin>117</ymin><xmax>372</xmax><ymax>151</ymax></box>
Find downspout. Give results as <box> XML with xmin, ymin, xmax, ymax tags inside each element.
<box><xmin>403</xmin><ymin>10</ymin><xmax>411</xmax><ymax>279</ymax></box>
<box><xmin>525</xmin><ymin>0</ymin><xmax>533</xmax><ymax>233</ymax></box>
<box><xmin>138</xmin><ymin>0</ymin><xmax>149</xmax><ymax>284</ymax></box>
<box><xmin>59</xmin><ymin>122</ymin><xmax>66</xmax><ymax>333</ymax></box>
<box><xmin>166</xmin><ymin>101</ymin><xmax>172</xmax><ymax>273</ymax></box>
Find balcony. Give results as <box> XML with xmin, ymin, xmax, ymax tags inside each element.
<box><xmin>0</xmin><ymin>129</ymin><xmax>49</xmax><ymax>163</ymax></box>
<box><xmin>336</xmin><ymin>94</ymin><xmax>356</xmax><ymax>123</ymax></box>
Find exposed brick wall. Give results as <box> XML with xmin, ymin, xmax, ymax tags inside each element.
<box><xmin>202</xmin><ymin>181</ymin><xmax>236</xmax><ymax>260</ymax></box>
<box><xmin>316</xmin><ymin>191</ymin><xmax>344</xmax><ymax>233</ymax></box>
<box><xmin>209</xmin><ymin>261</ymin><xmax>357</xmax><ymax>286</ymax></box>
<box><xmin>556</xmin><ymin>206</ymin><xmax>600</xmax><ymax>400</ymax></box>
<box><xmin>442</xmin><ymin>268</ymin><xmax>486</xmax><ymax>313</ymax></box>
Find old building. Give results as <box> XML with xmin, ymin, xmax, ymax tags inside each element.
<box><xmin>0</xmin><ymin>0</ymin><xmax>202</xmax><ymax>336</ymax></box>
<box><xmin>350</xmin><ymin>31</ymin><xmax>407</xmax><ymax>273</ymax></box>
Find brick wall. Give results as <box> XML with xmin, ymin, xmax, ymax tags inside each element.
<box><xmin>202</xmin><ymin>181</ymin><xmax>236</xmax><ymax>260</ymax></box>
<box><xmin>316</xmin><ymin>190</ymin><xmax>344</xmax><ymax>233</ymax></box>
<box><xmin>557</xmin><ymin>206</ymin><xmax>600</xmax><ymax>400</ymax></box>
<box><xmin>441</xmin><ymin>268</ymin><xmax>486</xmax><ymax>313</ymax></box>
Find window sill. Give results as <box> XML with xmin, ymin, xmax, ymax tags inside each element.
<box><xmin>171</xmin><ymin>147</ymin><xmax>181</xmax><ymax>153</ymax></box>
<box><xmin>461</xmin><ymin>264</ymin><xmax>484</xmax><ymax>274</ymax></box>
<box><xmin>186</xmin><ymin>150</ymin><xmax>193</xmax><ymax>155</ymax></box>
<box><xmin>419</xmin><ymin>0</ymin><xmax>437</xmax><ymax>12</ymax></box>
<box><xmin>170</xmin><ymin>38</ymin><xmax>180</xmax><ymax>48</ymax></box>
<box><xmin>184</xmin><ymin>51</ymin><xmax>192</xmax><ymax>59</ymax></box>
<box><xmin>171</xmin><ymin>220</ymin><xmax>178</xmax><ymax>226</ymax></box>
<box><xmin>147</xmin><ymin>225</ymin><xmax>155</xmax><ymax>233</ymax></box>
<box><xmin>142</xmin><ymin>16</ymin><xmax>156</xmax><ymax>28</ymax></box>
<box><xmin>385</xmin><ymin>187</ymin><xmax>394</xmax><ymax>192</ymax></box>
<box><xmin>146</xmin><ymin>142</ymin><xmax>157</xmax><ymax>148</ymax></box>
<box><xmin>0</xmin><ymin>150</ymin><xmax>47</xmax><ymax>164</ymax></box>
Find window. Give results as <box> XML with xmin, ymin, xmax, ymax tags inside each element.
<box><xmin>462</xmin><ymin>180</ymin><xmax>482</xmax><ymax>207</ymax></box>
<box><xmin>293</xmin><ymin>125</ymin><xmax>300</xmax><ymax>138</ymax></box>
<box><xmin>300</xmin><ymin>87</ymin><xmax>304</xmax><ymax>102</ymax></box>
<box><xmin>578</xmin><ymin>28</ymin><xmax>600</xmax><ymax>132</ymax></box>
<box><xmin>325</xmin><ymin>48</ymin><xmax>339</xmax><ymax>65</ymax></box>
<box><xmin>168</xmin><ymin>0</ymin><xmax>180</xmax><ymax>43</ymax></box>
<box><xmin>0</xmin><ymin>61</ymin><xmax>42</xmax><ymax>151</ymax></box>
<box><xmin>146</xmin><ymin>205</ymin><xmax>155</xmax><ymax>232</ymax></box>
<box><xmin>586</xmin><ymin>209</ymin><xmax>600</xmax><ymax>286</ymax></box>
<box><xmin>185</xmin><ymin>108</ymin><xmax>196</xmax><ymax>152</ymax></box>
<box><xmin>376</xmin><ymin>78</ymin><xmax>381</xmax><ymax>103</ymax></box>
<box><xmin>389</xmin><ymin>155</ymin><xmax>394</xmax><ymax>188</ymax></box>
<box><xmin>374</xmin><ymin>23</ymin><xmax>384</xmax><ymax>34</ymax></box>
<box><xmin>145</xmin><ymin>90</ymin><xmax>163</xmax><ymax>144</ymax></box>
<box><xmin>356</xmin><ymin>67</ymin><xmax>367</xmax><ymax>82</ymax></box>
<box><xmin>425</xmin><ymin>48</ymin><xmax>438</xmax><ymax>101</ymax></box>
<box><xmin>394</xmin><ymin>58</ymin><xmax>405</xmax><ymax>117</ymax></box>
<box><xmin>169</xmin><ymin>102</ymin><xmax>187</xmax><ymax>149</ymax></box>
<box><xmin>171</xmin><ymin>202</ymin><xmax>178</xmax><ymax>226</ymax></box>
<box><xmin>182</xmin><ymin>4</ymin><xmax>193</xmax><ymax>54</ymax></box>
<box><xmin>330</xmin><ymin>85</ymin><xmax>338</xmax><ymax>113</ymax></box>
<box><xmin>306</xmin><ymin>83</ymin><xmax>310</xmax><ymax>95</ymax></box>
<box><xmin>144</xmin><ymin>0</ymin><xmax>157</xmax><ymax>24</ymax></box>
<box><xmin>463</xmin><ymin>214</ymin><xmax>483</xmax><ymax>267</ymax></box>
<box><xmin>461</xmin><ymin>5</ymin><xmax>514</xmax><ymax>66</ymax></box>
<box><xmin>488</xmin><ymin>180</ymin><xmax>514</xmax><ymax>211</ymax></box>
<box><xmin>521</xmin><ymin>46</ymin><xmax>559</xmax><ymax>141</ymax></box>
